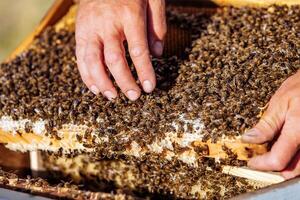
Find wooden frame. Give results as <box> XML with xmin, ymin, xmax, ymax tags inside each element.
<box><xmin>7</xmin><ymin>0</ymin><xmax>74</xmax><ymax>61</ymax></box>
<box><xmin>4</xmin><ymin>0</ymin><xmax>300</xmax><ymax>186</ymax></box>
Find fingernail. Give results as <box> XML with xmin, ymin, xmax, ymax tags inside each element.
<box><xmin>104</xmin><ymin>90</ymin><xmax>117</xmax><ymax>100</ymax></box>
<box><xmin>152</xmin><ymin>41</ymin><xmax>163</xmax><ymax>56</ymax></box>
<box><xmin>90</xmin><ymin>85</ymin><xmax>100</xmax><ymax>95</ymax></box>
<box><xmin>143</xmin><ymin>80</ymin><xmax>153</xmax><ymax>93</ymax></box>
<box><xmin>242</xmin><ymin>129</ymin><xmax>258</xmax><ymax>141</ymax></box>
<box><xmin>126</xmin><ymin>90</ymin><xmax>140</xmax><ymax>101</ymax></box>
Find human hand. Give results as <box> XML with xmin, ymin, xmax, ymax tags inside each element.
<box><xmin>242</xmin><ymin>71</ymin><xmax>300</xmax><ymax>179</ymax></box>
<box><xmin>75</xmin><ymin>0</ymin><xmax>166</xmax><ymax>100</ymax></box>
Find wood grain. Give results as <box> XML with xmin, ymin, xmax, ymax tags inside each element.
<box><xmin>0</xmin><ymin>128</ymin><xmax>267</xmax><ymax>161</ymax></box>
<box><xmin>193</xmin><ymin>140</ymin><xmax>267</xmax><ymax>161</ymax></box>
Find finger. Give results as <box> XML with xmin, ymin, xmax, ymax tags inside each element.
<box><xmin>242</xmin><ymin>98</ymin><xmax>287</xmax><ymax>144</ymax></box>
<box><xmin>281</xmin><ymin>151</ymin><xmax>300</xmax><ymax>179</ymax></box>
<box><xmin>75</xmin><ymin>35</ymin><xmax>94</xmax><ymax>90</ymax></box>
<box><xmin>75</xmin><ymin>4</ymin><xmax>92</xmax><ymax>87</ymax></box>
<box><xmin>248</xmin><ymin>132</ymin><xmax>298</xmax><ymax>171</ymax></box>
<box><xmin>248</xmin><ymin>102</ymin><xmax>300</xmax><ymax>171</ymax></box>
<box><xmin>103</xmin><ymin>35</ymin><xmax>141</xmax><ymax>101</ymax></box>
<box><xmin>123</xmin><ymin>10</ymin><xmax>156</xmax><ymax>93</ymax></box>
<box><xmin>147</xmin><ymin>0</ymin><xmax>167</xmax><ymax>56</ymax></box>
<box><xmin>83</xmin><ymin>38</ymin><xmax>117</xmax><ymax>100</ymax></box>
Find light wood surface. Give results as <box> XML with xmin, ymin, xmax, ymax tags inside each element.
<box><xmin>0</xmin><ymin>128</ymin><xmax>267</xmax><ymax>161</ymax></box>
<box><xmin>222</xmin><ymin>166</ymin><xmax>285</xmax><ymax>185</ymax></box>
<box><xmin>193</xmin><ymin>140</ymin><xmax>267</xmax><ymax>160</ymax></box>
<box><xmin>0</xmin><ymin>170</ymin><xmax>130</xmax><ymax>199</ymax></box>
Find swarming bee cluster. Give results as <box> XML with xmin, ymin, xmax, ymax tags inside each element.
<box><xmin>0</xmin><ymin>5</ymin><xmax>299</xmax><ymax>199</ymax></box>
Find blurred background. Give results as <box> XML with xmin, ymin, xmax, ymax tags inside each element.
<box><xmin>0</xmin><ymin>0</ymin><xmax>54</xmax><ymax>61</ymax></box>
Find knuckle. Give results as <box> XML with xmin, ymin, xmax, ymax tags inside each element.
<box><xmin>260</xmin><ymin>116</ymin><xmax>278</xmax><ymax>134</ymax></box>
<box><xmin>105</xmin><ymin>51</ymin><xmax>123</xmax><ymax>66</ymax></box>
<box><xmin>124</xmin><ymin>1</ymin><xmax>146</xmax><ymax>12</ymax></box>
<box><xmin>102</xmin><ymin>21</ymin><xmax>122</xmax><ymax>37</ymax></box>
<box><xmin>130</xmin><ymin>44</ymin><xmax>149</xmax><ymax>58</ymax></box>
<box><xmin>83</xmin><ymin>53</ymin><xmax>97</xmax><ymax>64</ymax></box>
<box><xmin>269</xmin><ymin>157</ymin><xmax>286</xmax><ymax>171</ymax></box>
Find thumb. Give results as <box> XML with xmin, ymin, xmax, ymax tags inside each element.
<box><xmin>242</xmin><ymin>100</ymin><xmax>286</xmax><ymax>144</ymax></box>
<box><xmin>281</xmin><ymin>151</ymin><xmax>300</xmax><ymax>180</ymax></box>
<box><xmin>147</xmin><ymin>0</ymin><xmax>167</xmax><ymax>57</ymax></box>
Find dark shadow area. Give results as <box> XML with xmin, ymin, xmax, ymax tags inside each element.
<box><xmin>153</xmin><ymin>6</ymin><xmax>215</xmax><ymax>91</ymax></box>
<box><xmin>0</xmin><ymin>145</ymin><xmax>31</xmax><ymax>177</ymax></box>
<box><xmin>167</xmin><ymin>0</ymin><xmax>218</xmax><ymax>8</ymax></box>
<box><xmin>125</xmin><ymin>5</ymin><xmax>215</xmax><ymax>92</ymax></box>
<box><xmin>39</xmin><ymin>169</ymin><xmax>176</xmax><ymax>199</ymax></box>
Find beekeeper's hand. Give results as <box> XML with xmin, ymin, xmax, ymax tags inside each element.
<box><xmin>76</xmin><ymin>0</ymin><xmax>166</xmax><ymax>100</ymax></box>
<box><xmin>242</xmin><ymin>71</ymin><xmax>300</xmax><ymax>179</ymax></box>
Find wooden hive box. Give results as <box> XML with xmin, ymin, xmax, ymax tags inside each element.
<box><xmin>0</xmin><ymin>0</ymin><xmax>299</xmax><ymax>199</ymax></box>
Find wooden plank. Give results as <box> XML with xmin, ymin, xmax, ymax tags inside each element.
<box><xmin>0</xmin><ymin>128</ymin><xmax>266</xmax><ymax>161</ymax></box>
<box><xmin>193</xmin><ymin>140</ymin><xmax>267</xmax><ymax>161</ymax></box>
<box><xmin>0</xmin><ymin>170</ymin><xmax>133</xmax><ymax>199</ymax></box>
<box><xmin>0</xmin><ymin>145</ymin><xmax>30</xmax><ymax>171</ymax></box>
<box><xmin>222</xmin><ymin>166</ymin><xmax>284</xmax><ymax>184</ymax></box>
